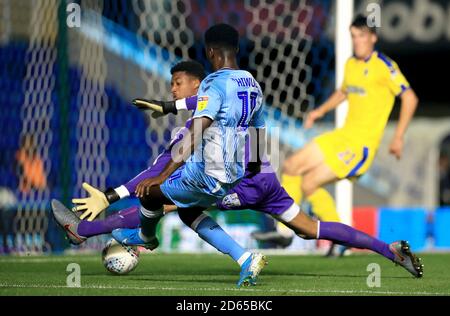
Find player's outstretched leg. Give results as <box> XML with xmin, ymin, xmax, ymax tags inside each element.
<box><xmin>178</xmin><ymin>208</ymin><xmax>268</xmax><ymax>287</ymax></box>
<box><xmin>237</xmin><ymin>253</ymin><xmax>268</xmax><ymax>287</ymax></box>
<box><xmin>113</xmin><ymin>186</ymin><xmax>170</xmax><ymax>249</ymax></box>
<box><xmin>111</xmin><ymin>227</ymin><xmax>159</xmax><ymax>250</ymax></box>
<box><xmin>318</xmin><ymin>221</ymin><xmax>423</xmax><ymax>278</ymax></box>
<box><xmin>51</xmin><ymin>199</ymin><xmax>87</xmax><ymax>245</ymax></box>
<box><xmin>389</xmin><ymin>240</ymin><xmax>423</xmax><ymax>278</ymax></box>
<box><xmin>52</xmin><ymin>199</ymin><xmax>141</xmax><ymax>244</ymax></box>
<box><xmin>285</xmin><ymin>211</ymin><xmax>424</xmax><ymax>278</ymax></box>
<box><xmin>77</xmin><ymin>206</ymin><xmax>140</xmax><ymax>237</ymax></box>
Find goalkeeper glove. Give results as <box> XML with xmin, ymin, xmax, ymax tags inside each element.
<box><xmin>133</xmin><ymin>98</ymin><xmax>177</xmax><ymax>119</ymax></box>
<box><xmin>72</xmin><ymin>182</ymin><xmax>120</xmax><ymax>221</ymax></box>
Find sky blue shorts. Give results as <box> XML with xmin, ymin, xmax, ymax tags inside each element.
<box><xmin>160</xmin><ymin>163</ymin><xmax>238</xmax><ymax>209</ymax></box>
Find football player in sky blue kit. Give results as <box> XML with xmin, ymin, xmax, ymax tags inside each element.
<box><xmin>112</xmin><ymin>23</ymin><xmax>268</xmax><ymax>286</ymax></box>
<box><xmin>113</xmin><ymin>23</ymin><xmax>423</xmax><ymax>280</ymax></box>
<box><xmin>53</xmin><ymin>60</ymin><xmax>264</xmax><ymax>286</ymax></box>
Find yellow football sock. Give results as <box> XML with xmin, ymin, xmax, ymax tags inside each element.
<box><xmin>281</xmin><ymin>174</ymin><xmax>303</xmax><ymax>204</ymax></box>
<box><xmin>307</xmin><ymin>188</ymin><xmax>341</xmax><ymax>222</ymax></box>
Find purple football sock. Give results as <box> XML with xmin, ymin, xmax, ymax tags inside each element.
<box><xmin>77</xmin><ymin>206</ymin><xmax>140</xmax><ymax>238</ymax></box>
<box><xmin>318</xmin><ymin>221</ymin><xmax>395</xmax><ymax>261</ymax></box>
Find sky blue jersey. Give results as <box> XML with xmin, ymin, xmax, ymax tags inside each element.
<box><xmin>189</xmin><ymin>68</ymin><xmax>264</xmax><ymax>183</ymax></box>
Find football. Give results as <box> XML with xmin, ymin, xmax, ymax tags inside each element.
<box><xmin>101</xmin><ymin>238</ymin><xmax>140</xmax><ymax>275</ymax></box>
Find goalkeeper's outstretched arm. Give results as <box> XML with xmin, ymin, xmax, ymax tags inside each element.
<box><xmin>72</xmin><ymin>183</ymin><xmax>120</xmax><ymax>221</ymax></box>
<box><xmin>71</xmin><ymin>95</ymin><xmax>201</xmax><ymax>219</ymax></box>
<box><xmin>133</xmin><ymin>95</ymin><xmax>198</xmax><ymax>118</ymax></box>
<box><xmin>119</xmin><ymin>95</ymin><xmax>199</xmax><ymax>197</ymax></box>
<box><xmin>135</xmin><ymin>116</ymin><xmax>213</xmax><ymax>197</ymax></box>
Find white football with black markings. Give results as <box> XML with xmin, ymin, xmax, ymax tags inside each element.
<box><xmin>102</xmin><ymin>238</ymin><xmax>140</xmax><ymax>275</ymax></box>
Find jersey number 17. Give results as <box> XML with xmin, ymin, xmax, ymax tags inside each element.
<box><xmin>237</xmin><ymin>91</ymin><xmax>258</xmax><ymax>128</ymax></box>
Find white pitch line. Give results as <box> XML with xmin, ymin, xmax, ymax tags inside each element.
<box><xmin>0</xmin><ymin>283</ymin><xmax>447</xmax><ymax>296</ymax></box>
<box><xmin>0</xmin><ymin>257</ymin><xmax>100</xmax><ymax>264</ymax></box>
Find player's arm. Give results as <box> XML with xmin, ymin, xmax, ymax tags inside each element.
<box><xmin>71</xmin><ymin>95</ymin><xmax>201</xmax><ymax>219</ymax></box>
<box><xmin>135</xmin><ymin>81</ymin><xmax>221</xmax><ymax>196</ymax></box>
<box><xmin>385</xmin><ymin>61</ymin><xmax>419</xmax><ymax>160</ymax></box>
<box><xmin>305</xmin><ymin>60</ymin><xmax>351</xmax><ymax>129</ymax></box>
<box><xmin>389</xmin><ymin>88</ymin><xmax>419</xmax><ymax>159</ymax></box>
<box><xmin>176</xmin><ymin>95</ymin><xmax>198</xmax><ymax>111</ymax></box>
<box><xmin>304</xmin><ymin>90</ymin><xmax>347</xmax><ymax>129</ymax></box>
<box><xmin>133</xmin><ymin>95</ymin><xmax>198</xmax><ymax>118</ymax></box>
<box><xmin>72</xmin><ymin>183</ymin><xmax>120</xmax><ymax>221</ymax></box>
<box><xmin>72</xmin><ymin>160</ymin><xmax>164</xmax><ymax>220</ymax></box>
<box><xmin>73</xmin><ymin>158</ymin><xmax>182</xmax><ymax>219</ymax></box>
<box><xmin>135</xmin><ymin>116</ymin><xmax>213</xmax><ymax>197</ymax></box>
<box><xmin>120</xmin><ymin>95</ymin><xmax>199</xmax><ymax>194</ymax></box>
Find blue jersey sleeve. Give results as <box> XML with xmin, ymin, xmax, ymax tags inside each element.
<box><xmin>192</xmin><ymin>80</ymin><xmax>222</xmax><ymax>121</ymax></box>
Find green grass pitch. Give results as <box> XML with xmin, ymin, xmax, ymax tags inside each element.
<box><xmin>1</xmin><ymin>253</ymin><xmax>449</xmax><ymax>296</ymax></box>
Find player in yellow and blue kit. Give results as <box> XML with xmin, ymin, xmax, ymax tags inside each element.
<box><xmin>282</xmin><ymin>15</ymin><xmax>419</xmax><ymax>254</ymax></box>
